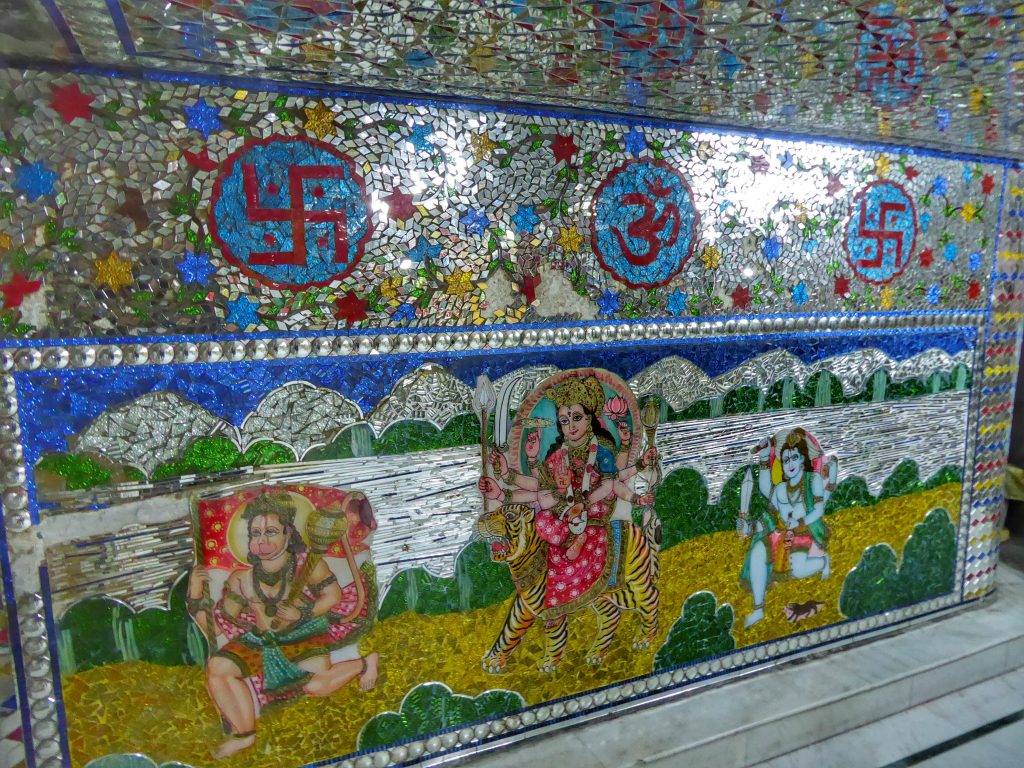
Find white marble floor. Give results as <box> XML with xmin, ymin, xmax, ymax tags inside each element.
<box><xmin>752</xmin><ymin>667</ymin><xmax>1024</xmax><ymax>768</ymax></box>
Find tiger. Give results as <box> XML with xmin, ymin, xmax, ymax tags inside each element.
<box><xmin>477</xmin><ymin>503</ymin><xmax>659</xmax><ymax>674</ymax></box>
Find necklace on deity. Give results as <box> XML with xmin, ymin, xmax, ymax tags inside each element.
<box><xmin>253</xmin><ymin>554</ymin><xmax>292</xmax><ymax>617</ymax></box>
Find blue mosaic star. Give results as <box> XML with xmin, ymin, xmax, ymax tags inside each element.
<box><xmin>932</xmin><ymin>176</ymin><xmax>948</xmax><ymax>196</ymax></box>
<box><xmin>921</xmin><ymin>212</ymin><xmax>932</xmax><ymax>232</ymax></box>
<box><xmin>13</xmin><ymin>160</ymin><xmax>58</xmax><ymax>201</ymax></box>
<box><xmin>935</xmin><ymin>109</ymin><xmax>951</xmax><ymax>132</ymax></box>
<box><xmin>944</xmin><ymin>242</ymin><xmax>958</xmax><ymax>263</ymax></box>
<box><xmin>598</xmin><ymin>288</ymin><xmax>619</xmax><ymax>316</ymax></box>
<box><xmin>792</xmin><ymin>281</ymin><xmax>809</xmax><ymax>305</ymax></box>
<box><xmin>392</xmin><ymin>303</ymin><xmax>417</xmax><ymax>323</ymax></box>
<box><xmin>184</xmin><ymin>98</ymin><xmax>221</xmax><ymax>139</ymax></box>
<box><xmin>666</xmin><ymin>289</ymin><xmax>688</xmax><ymax>317</ymax></box>
<box><xmin>407</xmin><ymin>235</ymin><xmax>442</xmax><ymax>263</ymax></box>
<box><xmin>176</xmin><ymin>251</ymin><xmax>215</xmax><ymax>285</ymax></box>
<box><xmin>763</xmin><ymin>235</ymin><xmax>782</xmax><ymax>262</ymax></box>
<box><xmin>962</xmin><ymin>165</ymin><xmax>974</xmax><ymax>185</ymax></box>
<box><xmin>511</xmin><ymin>204</ymin><xmax>540</xmax><ymax>234</ymax></box>
<box><xmin>461</xmin><ymin>208</ymin><xmax>489</xmax><ymax>236</ymax></box>
<box><xmin>778</xmin><ymin>151</ymin><xmax>795</xmax><ymax>170</ymax></box>
<box><xmin>969</xmin><ymin>251</ymin><xmax>982</xmax><ymax>271</ymax></box>
<box><xmin>226</xmin><ymin>296</ymin><xmax>260</xmax><ymax>329</ymax></box>
<box><xmin>802</xmin><ymin>239</ymin><xmax>819</xmax><ymax>253</ymax></box>
<box><xmin>623</xmin><ymin>127</ymin><xmax>646</xmax><ymax>156</ymax></box>
<box><xmin>718</xmin><ymin>50</ymin><xmax>741</xmax><ymax>83</ymax></box>
<box><xmin>407</xmin><ymin>122</ymin><xmax>436</xmax><ymax>153</ymax></box>
<box><xmin>926</xmin><ymin>283</ymin><xmax>942</xmax><ymax>305</ymax></box>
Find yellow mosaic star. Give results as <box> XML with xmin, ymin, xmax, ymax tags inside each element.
<box><xmin>880</xmin><ymin>286</ymin><xmax>896</xmax><ymax>310</ymax></box>
<box><xmin>701</xmin><ymin>244</ymin><xmax>722</xmax><ymax>271</ymax></box>
<box><xmin>304</xmin><ymin>101</ymin><xmax>337</xmax><ymax>140</ymax></box>
<box><xmin>0</xmin><ymin>233</ymin><xmax>11</xmax><ymax>252</ymax></box>
<box><xmin>556</xmin><ymin>226</ymin><xmax>583</xmax><ymax>253</ymax></box>
<box><xmin>470</xmin><ymin>132</ymin><xmax>499</xmax><ymax>161</ymax></box>
<box><xmin>875</xmin><ymin>156</ymin><xmax>891</xmax><ymax>179</ymax></box>
<box><xmin>446</xmin><ymin>270</ymin><xmax>475</xmax><ymax>296</ymax></box>
<box><xmin>95</xmin><ymin>251</ymin><xmax>133</xmax><ymax>291</ymax></box>
<box><xmin>380</xmin><ymin>275</ymin><xmax>404</xmax><ymax>299</ymax></box>
<box><xmin>962</xmin><ymin>202</ymin><xmax>978</xmax><ymax>222</ymax></box>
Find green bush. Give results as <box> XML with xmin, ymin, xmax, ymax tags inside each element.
<box><xmin>839</xmin><ymin>508</ymin><xmax>956</xmax><ymax>619</ymax></box>
<box><xmin>653</xmin><ymin>591</ymin><xmax>735</xmax><ymax>671</ymax></box>
<box><xmin>378</xmin><ymin>540</ymin><xmax>514</xmax><ymax>620</ymax></box>
<box><xmin>57</xmin><ymin>575</ymin><xmax>206</xmax><ymax>674</ymax></box>
<box><xmin>150</xmin><ymin>436</ymin><xmax>294</xmax><ymax>481</ymax></box>
<box><xmin>878</xmin><ymin>460</ymin><xmax>922</xmax><ymax>501</ymax></box>
<box><xmin>357</xmin><ymin>683</ymin><xmax>524</xmax><ymax>751</ymax></box>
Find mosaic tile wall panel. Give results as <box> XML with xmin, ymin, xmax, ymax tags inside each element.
<box><xmin>2</xmin><ymin>318</ymin><xmax>990</xmax><ymax>768</ymax></box>
<box><xmin>0</xmin><ymin>63</ymin><xmax>1020</xmax><ymax>768</ymax></box>
<box><xmin>4</xmin><ymin>2</ymin><xmax>1024</xmax><ymax>156</ymax></box>
<box><xmin>0</xmin><ymin>69</ymin><xmax>1011</xmax><ymax>339</ymax></box>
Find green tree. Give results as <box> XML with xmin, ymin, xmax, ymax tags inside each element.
<box><xmin>838</xmin><ymin>545</ymin><xmax>900</xmax><ymax>619</ymax></box>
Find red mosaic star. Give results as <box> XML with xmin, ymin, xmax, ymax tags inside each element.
<box><xmin>731</xmin><ymin>285</ymin><xmax>751</xmax><ymax>310</ymax></box>
<box><xmin>834</xmin><ymin>275</ymin><xmax>851</xmax><ymax>297</ymax></box>
<box><xmin>919</xmin><ymin>248</ymin><xmax>934</xmax><ymax>268</ymax></box>
<box><xmin>49</xmin><ymin>82</ymin><xmax>94</xmax><ymax>124</ymax></box>
<box><xmin>550</xmin><ymin>134</ymin><xmax>579</xmax><ymax>165</ymax></box>
<box><xmin>968</xmin><ymin>281</ymin><xmax>981</xmax><ymax>300</ymax></box>
<box><xmin>0</xmin><ymin>272</ymin><xmax>41</xmax><ymax>308</ymax></box>
<box><xmin>825</xmin><ymin>174</ymin><xmax>843</xmax><ymax>197</ymax></box>
<box><xmin>981</xmin><ymin>174</ymin><xmax>996</xmax><ymax>195</ymax></box>
<box><xmin>384</xmin><ymin>187</ymin><xmax>416</xmax><ymax>221</ymax></box>
<box><xmin>520</xmin><ymin>272</ymin><xmax>541</xmax><ymax>305</ymax></box>
<box><xmin>184</xmin><ymin>148</ymin><xmax>218</xmax><ymax>172</ymax></box>
<box><xmin>333</xmin><ymin>292</ymin><xmax>367</xmax><ymax>326</ymax></box>
<box><xmin>904</xmin><ymin>165</ymin><xmax>920</xmax><ymax>181</ymax></box>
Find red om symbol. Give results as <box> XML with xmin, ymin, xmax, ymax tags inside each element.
<box><xmin>611</xmin><ymin>176</ymin><xmax>681</xmax><ymax>266</ymax></box>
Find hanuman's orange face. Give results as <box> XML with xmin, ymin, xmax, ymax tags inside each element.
<box><xmin>247</xmin><ymin>513</ymin><xmax>288</xmax><ymax>561</ymax></box>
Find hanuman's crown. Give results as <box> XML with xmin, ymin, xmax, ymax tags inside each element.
<box><xmin>550</xmin><ymin>374</ymin><xmax>605</xmax><ymax>414</ymax></box>
<box><xmin>241</xmin><ymin>490</ymin><xmax>297</xmax><ymax>527</ymax></box>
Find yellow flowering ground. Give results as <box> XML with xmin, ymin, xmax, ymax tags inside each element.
<box><xmin>64</xmin><ymin>483</ymin><xmax>959</xmax><ymax>768</ymax></box>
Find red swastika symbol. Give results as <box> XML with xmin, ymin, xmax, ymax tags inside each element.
<box><xmin>862</xmin><ymin>19</ymin><xmax>920</xmax><ymax>93</ymax></box>
<box><xmin>242</xmin><ymin>163</ymin><xmax>349</xmax><ymax>267</ymax></box>
<box><xmin>856</xmin><ymin>198</ymin><xmax>908</xmax><ymax>269</ymax></box>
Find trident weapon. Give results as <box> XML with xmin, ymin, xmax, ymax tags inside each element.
<box><xmin>640</xmin><ymin>396</ymin><xmax>663</xmax><ymax>490</ymax></box>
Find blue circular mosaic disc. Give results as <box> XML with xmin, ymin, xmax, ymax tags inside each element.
<box><xmin>853</xmin><ymin>6</ymin><xmax>925</xmax><ymax>109</ymax></box>
<box><xmin>590</xmin><ymin>159</ymin><xmax>699</xmax><ymax>289</ymax></box>
<box><xmin>210</xmin><ymin>136</ymin><xmax>373</xmax><ymax>289</ymax></box>
<box><xmin>844</xmin><ymin>181</ymin><xmax>918</xmax><ymax>285</ymax></box>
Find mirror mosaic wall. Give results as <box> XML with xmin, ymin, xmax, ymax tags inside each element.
<box><xmin>0</xmin><ymin>3</ymin><xmax>1022</xmax><ymax>768</ymax></box>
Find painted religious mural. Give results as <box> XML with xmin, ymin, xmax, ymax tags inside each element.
<box><xmin>13</xmin><ymin>323</ymin><xmax>979</xmax><ymax>768</ymax></box>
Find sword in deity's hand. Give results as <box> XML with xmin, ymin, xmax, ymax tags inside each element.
<box><xmin>738</xmin><ymin>465</ymin><xmax>754</xmax><ymax>538</ymax></box>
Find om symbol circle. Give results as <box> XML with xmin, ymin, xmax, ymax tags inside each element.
<box><xmin>591</xmin><ymin>0</ymin><xmax>702</xmax><ymax>79</ymax></box>
<box><xmin>844</xmin><ymin>180</ymin><xmax>918</xmax><ymax>285</ymax></box>
<box><xmin>590</xmin><ymin>159</ymin><xmax>699</xmax><ymax>289</ymax></box>
<box><xmin>210</xmin><ymin>135</ymin><xmax>374</xmax><ymax>290</ymax></box>
<box><xmin>853</xmin><ymin>7</ymin><xmax>924</xmax><ymax>109</ymax></box>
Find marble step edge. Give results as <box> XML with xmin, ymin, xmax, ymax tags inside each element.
<box><xmin>458</xmin><ymin>569</ymin><xmax>1024</xmax><ymax>768</ymax></box>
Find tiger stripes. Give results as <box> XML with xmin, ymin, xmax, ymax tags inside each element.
<box><xmin>478</xmin><ymin>505</ymin><xmax>660</xmax><ymax>673</ymax></box>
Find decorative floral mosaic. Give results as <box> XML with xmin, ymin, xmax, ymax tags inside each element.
<box><xmin>13</xmin><ymin>1</ymin><xmax>1024</xmax><ymax>157</ymax></box>
<box><xmin>0</xmin><ymin>69</ymin><xmax>1009</xmax><ymax>338</ymax></box>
